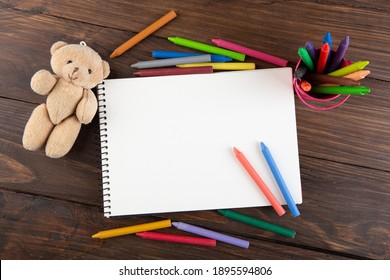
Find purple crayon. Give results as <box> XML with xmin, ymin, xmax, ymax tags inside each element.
<box><xmin>305</xmin><ymin>41</ymin><xmax>318</xmax><ymax>65</ymax></box>
<box><xmin>172</xmin><ymin>222</ymin><xmax>250</xmax><ymax>249</ymax></box>
<box><xmin>327</xmin><ymin>36</ymin><xmax>350</xmax><ymax>73</ymax></box>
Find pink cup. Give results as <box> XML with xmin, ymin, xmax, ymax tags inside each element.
<box><xmin>293</xmin><ymin>51</ymin><xmax>350</xmax><ymax>110</ymax></box>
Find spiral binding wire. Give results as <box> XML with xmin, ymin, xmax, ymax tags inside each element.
<box><xmin>97</xmin><ymin>81</ymin><xmax>111</xmax><ymax>217</ymax></box>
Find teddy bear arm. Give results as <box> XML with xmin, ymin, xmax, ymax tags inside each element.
<box><xmin>30</xmin><ymin>70</ymin><xmax>58</xmax><ymax>95</ymax></box>
<box><xmin>76</xmin><ymin>89</ymin><xmax>98</xmax><ymax>124</ymax></box>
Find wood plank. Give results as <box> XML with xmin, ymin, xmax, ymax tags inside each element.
<box><xmin>0</xmin><ymin>9</ymin><xmax>129</xmax><ymax>104</ymax></box>
<box><xmin>0</xmin><ymin>1</ymin><xmax>389</xmax><ymax>261</ymax></box>
<box><xmin>1</xmin><ymin>95</ymin><xmax>388</xmax><ymax>259</ymax></box>
<box><xmin>1</xmin><ymin>74</ymin><xmax>388</xmax><ymax>180</ymax></box>
<box><xmin>0</xmin><ymin>190</ymin><xmax>351</xmax><ymax>260</ymax></box>
<box><xmin>156</xmin><ymin>156</ymin><xmax>390</xmax><ymax>260</ymax></box>
<box><xmin>1</xmin><ymin>0</ymin><xmax>389</xmax><ymax>80</ymax></box>
<box><xmin>295</xmin><ymin>76</ymin><xmax>390</xmax><ymax>172</ymax></box>
<box><xmin>0</xmin><ymin>8</ymin><xmax>389</xmax><ymax>172</ymax></box>
<box><xmin>0</xmin><ymin>98</ymin><xmax>102</xmax><ymax>205</ymax></box>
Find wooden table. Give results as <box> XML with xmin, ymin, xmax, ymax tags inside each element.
<box><xmin>1</xmin><ymin>0</ymin><xmax>389</xmax><ymax>260</ymax></box>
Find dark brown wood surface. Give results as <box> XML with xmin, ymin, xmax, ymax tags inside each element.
<box><xmin>0</xmin><ymin>0</ymin><xmax>389</xmax><ymax>260</ymax></box>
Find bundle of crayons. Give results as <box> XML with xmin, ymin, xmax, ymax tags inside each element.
<box><xmin>92</xmin><ymin>209</ymin><xmax>296</xmax><ymax>248</ymax></box>
<box><xmin>106</xmin><ymin>10</ymin><xmax>298</xmax><ymax>248</ymax></box>
<box><xmin>92</xmin><ymin>142</ymin><xmax>299</xmax><ymax>248</ymax></box>
<box><xmin>109</xmin><ymin>9</ymin><xmax>288</xmax><ymax>76</ymax></box>
<box><xmin>130</xmin><ymin>36</ymin><xmax>289</xmax><ymax>77</ymax></box>
<box><xmin>296</xmin><ymin>32</ymin><xmax>371</xmax><ymax>96</ymax></box>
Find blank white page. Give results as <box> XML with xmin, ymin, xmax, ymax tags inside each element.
<box><xmin>98</xmin><ymin>68</ymin><xmax>301</xmax><ymax>217</ymax></box>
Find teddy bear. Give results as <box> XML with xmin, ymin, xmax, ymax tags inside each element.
<box><xmin>22</xmin><ymin>41</ymin><xmax>110</xmax><ymax>158</ymax></box>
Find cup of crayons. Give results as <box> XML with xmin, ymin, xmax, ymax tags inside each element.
<box><xmin>294</xmin><ymin>32</ymin><xmax>371</xmax><ymax>110</ymax></box>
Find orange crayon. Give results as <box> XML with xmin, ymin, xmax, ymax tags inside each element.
<box><xmin>233</xmin><ymin>147</ymin><xmax>285</xmax><ymax>216</ymax></box>
<box><xmin>343</xmin><ymin>70</ymin><xmax>370</xmax><ymax>81</ymax></box>
<box><xmin>110</xmin><ymin>10</ymin><xmax>177</xmax><ymax>58</ymax></box>
<box><xmin>300</xmin><ymin>80</ymin><xmax>312</xmax><ymax>92</ymax></box>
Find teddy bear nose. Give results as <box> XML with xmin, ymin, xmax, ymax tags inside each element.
<box><xmin>73</xmin><ymin>67</ymin><xmax>79</xmax><ymax>73</ymax></box>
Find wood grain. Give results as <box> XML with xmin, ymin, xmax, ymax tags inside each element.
<box><xmin>0</xmin><ymin>0</ymin><xmax>389</xmax><ymax>260</ymax></box>
<box><xmin>0</xmin><ymin>190</ymin><xmax>357</xmax><ymax>259</ymax></box>
<box><xmin>1</xmin><ymin>0</ymin><xmax>389</xmax><ymax>80</ymax></box>
<box><xmin>0</xmin><ymin>8</ymin><xmax>388</xmax><ymax>172</ymax></box>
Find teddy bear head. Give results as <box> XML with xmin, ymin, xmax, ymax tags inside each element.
<box><xmin>50</xmin><ymin>41</ymin><xmax>110</xmax><ymax>89</ymax></box>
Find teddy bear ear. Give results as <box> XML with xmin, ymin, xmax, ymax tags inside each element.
<box><xmin>50</xmin><ymin>41</ymin><xmax>68</xmax><ymax>55</ymax></box>
<box><xmin>102</xmin><ymin>60</ymin><xmax>110</xmax><ymax>79</ymax></box>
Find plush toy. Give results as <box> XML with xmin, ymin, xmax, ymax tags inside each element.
<box><xmin>22</xmin><ymin>41</ymin><xmax>110</xmax><ymax>158</ymax></box>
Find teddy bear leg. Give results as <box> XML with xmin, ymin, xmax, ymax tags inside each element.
<box><xmin>23</xmin><ymin>104</ymin><xmax>54</xmax><ymax>151</ymax></box>
<box><xmin>45</xmin><ymin>116</ymin><xmax>81</xmax><ymax>158</ymax></box>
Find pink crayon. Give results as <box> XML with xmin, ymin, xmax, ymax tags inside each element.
<box><xmin>136</xmin><ymin>231</ymin><xmax>216</xmax><ymax>247</ymax></box>
<box><xmin>212</xmin><ymin>38</ymin><xmax>288</xmax><ymax>67</ymax></box>
<box><xmin>133</xmin><ymin>66</ymin><xmax>213</xmax><ymax>77</ymax></box>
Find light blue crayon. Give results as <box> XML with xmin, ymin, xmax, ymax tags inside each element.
<box><xmin>152</xmin><ymin>50</ymin><xmax>233</xmax><ymax>62</ymax></box>
<box><xmin>260</xmin><ymin>142</ymin><xmax>300</xmax><ymax>217</ymax></box>
<box><xmin>323</xmin><ymin>32</ymin><xmax>333</xmax><ymax>64</ymax></box>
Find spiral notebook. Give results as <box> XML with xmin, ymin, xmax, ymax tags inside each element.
<box><xmin>97</xmin><ymin>68</ymin><xmax>301</xmax><ymax>217</ymax></box>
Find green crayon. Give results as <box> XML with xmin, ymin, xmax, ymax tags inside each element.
<box><xmin>298</xmin><ymin>47</ymin><xmax>315</xmax><ymax>72</ymax></box>
<box><xmin>217</xmin><ymin>209</ymin><xmax>296</xmax><ymax>238</ymax></box>
<box><xmin>168</xmin><ymin>37</ymin><xmax>245</xmax><ymax>61</ymax></box>
<box><xmin>311</xmin><ymin>85</ymin><xmax>370</xmax><ymax>95</ymax></box>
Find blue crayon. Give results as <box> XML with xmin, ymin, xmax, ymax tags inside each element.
<box><xmin>323</xmin><ymin>32</ymin><xmax>333</xmax><ymax>64</ymax></box>
<box><xmin>260</xmin><ymin>142</ymin><xmax>300</xmax><ymax>218</ymax></box>
<box><xmin>152</xmin><ymin>50</ymin><xmax>233</xmax><ymax>62</ymax></box>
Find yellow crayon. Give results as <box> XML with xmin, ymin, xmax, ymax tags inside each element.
<box><xmin>176</xmin><ymin>62</ymin><xmax>255</xmax><ymax>70</ymax></box>
<box><xmin>92</xmin><ymin>219</ymin><xmax>171</xmax><ymax>239</ymax></box>
<box><xmin>328</xmin><ymin>61</ymin><xmax>369</xmax><ymax>77</ymax></box>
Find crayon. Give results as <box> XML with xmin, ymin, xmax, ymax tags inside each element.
<box><xmin>131</xmin><ymin>54</ymin><xmax>211</xmax><ymax>69</ymax></box>
<box><xmin>293</xmin><ymin>66</ymin><xmax>307</xmax><ymax>79</ymax></box>
<box><xmin>92</xmin><ymin>219</ymin><xmax>172</xmax><ymax>239</ymax></box>
<box><xmin>152</xmin><ymin>50</ymin><xmax>233</xmax><ymax>62</ymax></box>
<box><xmin>260</xmin><ymin>142</ymin><xmax>300</xmax><ymax>217</ymax></box>
<box><xmin>341</xmin><ymin>59</ymin><xmax>353</xmax><ymax>68</ymax></box>
<box><xmin>176</xmin><ymin>62</ymin><xmax>255</xmax><ymax>70</ymax></box>
<box><xmin>316</xmin><ymin>43</ymin><xmax>330</xmax><ymax>73</ymax></box>
<box><xmin>343</xmin><ymin>70</ymin><xmax>370</xmax><ymax>81</ymax></box>
<box><xmin>233</xmin><ymin>147</ymin><xmax>285</xmax><ymax>216</ymax></box>
<box><xmin>110</xmin><ymin>10</ymin><xmax>177</xmax><ymax>58</ymax></box>
<box><xmin>323</xmin><ymin>32</ymin><xmax>333</xmax><ymax>63</ymax></box>
<box><xmin>300</xmin><ymin>80</ymin><xmax>312</xmax><ymax>91</ymax></box>
<box><xmin>218</xmin><ymin>209</ymin><xmax>296</xmax><ymax>238</ymax></box>
<box><xmin>305</xmin><ymin>41</ymin><xmax>318</xmax><ymax>64</ymax></box>
<box><xmin>327</xmin><ymin>36</ymin><xmax>350</xmax><ymax>73</ymax></box>
<box><xmin>328</xmin><ymin>61</ymin><xmax>369</xmax><ymax>77</ymax></box>
<box><xmin>133</xmin><ymin>66</ymin><xmax>213</xmax><ymax>77</ymax></box>
<box><xmin>298</xmin><ymin>48</ymin><xmax>315</xmax><ymax>72</ymax></box>
<box><xmin>168</xmin><ymin>36</ymin><xmax>246</xmax><ymax>61</ymax></box>
<box><xmin>172</xmin><ymin>222</ymin><xmax>249</xmax><ymax>249</ymax></box>
<box><xmin>311</xmin><ymin>85</ymin><xmax>370</xmax><ymax>95</ymax></box>
<box><xmin>304</xmin><ymin>73</ymin><xmax>361</xmax><ymax>86</ymax></box>
<box><xmin>136</xmin><ymin>232</ymin><xmax>216</xmax><ymax>247</ymax></box>
<box><xmin>211</xmin><ymin>38</ymin><xmax>288</xmax><ymax>67</ymax></box>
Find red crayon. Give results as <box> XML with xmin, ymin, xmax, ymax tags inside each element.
<box><xmin>133</xmin><ymin>66</ymin><xmax>213</xmax><ymax>77</ymax></box>
<box><xmin>136</xmin><ymin>231</ymin><xmax>217</xmax><ymax>247</ymax></box>
<box><xmin>341</xmin><ymin>59</ymin><xmax>353</xmax><ymax>68</ymax></box>
<box><xmin>316</xmin><ymin>43</ymin><xmax>330</xmax><ymax>73</ymax></box>
<box><xmin>233</xmin><ymin>147</ymin><xmax>285</xmax><ymax>216</ymax></box>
